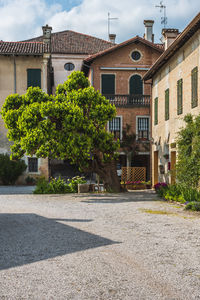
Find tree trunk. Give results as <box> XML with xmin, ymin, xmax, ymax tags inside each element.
<box><xmin>93</xmin><ymin>159</ymin><xmax>123</xmax><ymax>192</ymax></box>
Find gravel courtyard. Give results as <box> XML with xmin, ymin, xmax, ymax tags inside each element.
<box><xmin>0</xmin><ymin>190</ymin><xmax>200</xmax><ymax>300</ymax></box>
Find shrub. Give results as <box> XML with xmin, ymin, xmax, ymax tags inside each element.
<box><xmin>181</xmin><ymin>187</ymin><xmax>200</xmax><ymax>203</ymax></box>
<box><xmin>67</xmin><ymin>176</ymin><xmax>86</xmax><ymax>193</ymax></box>
<box><xmin>0</xmin><ymin>153</ymin><xmax>27</xmax><ymax>185</ymax></box>
<box><xmin>185</xmin><ymin>201</ymin><xmax>200</xmax><ymax>211</ymax></box>
<box><xmin>48</xmin><ymin>177</ymin><xmax>72</xmax><ymax>194</ymax></box>
<box><xmin>154</xmin><ymin>182</ymin><xmax>168</xmax><ymax>197</ymax></box>
<box><xmin>163</xmin><ymin>184</ymin><xmax>184</xmax><ymax>202</ymax></box>
<box><xmin>34</xmin><ymin>176</ymin><xmax>73</xmax><ymax>194</ymax></box>
<box><xmin>33</xmin><ymin>176</ymin><xmax>86</xmax><ymax>194</ymax></box>
<box><xmin>33</xmin><ymin>177</ymin><xmax>49</xmax><ymax>194</ymax></box>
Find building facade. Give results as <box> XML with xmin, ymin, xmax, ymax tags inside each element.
<box><xmin>0</xmin><ymin>27</ymin><xmax>114</xmax><ymax>182</ymax></box>
<box><xmin>144</xmin><ymin>12</ymin><xmax>200</xmax><ymax>185</ymax></box>
<box><xmin>0</xmin><ymin>41</ymin><xmax>51</xmax><ymax>181</ymax></box>
<box><xmin>83</xmin><ymin>22</ymin><xmax>164</xmax><ymax>180</ymax></box>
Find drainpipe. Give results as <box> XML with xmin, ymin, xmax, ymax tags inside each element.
<box><xmin>13</xmin><ymin>55</ymin><xmax>16</xmax><ymax>93</ymax></box>
<box><xmin>91</xmin><ymin>67</ymin><xmax>93</xmax><ymax>86</ymax></box>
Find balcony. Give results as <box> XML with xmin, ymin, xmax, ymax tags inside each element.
<box><xmin>104</xmin><ymin>94</ymin><xmax>150</xmax><ymax>107</ymax></box>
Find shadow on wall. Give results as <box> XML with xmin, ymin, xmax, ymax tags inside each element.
<box><xmin>0</xmin><ymin>214</ymin><xmax>119</xmax><ymax>270</ymax></box>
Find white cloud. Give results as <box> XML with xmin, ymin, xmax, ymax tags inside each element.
<box><xmin>0</xmin><ymin>0</ymin><xmax>199</xmax><ymax>42</ymax></box>
<box><xmin>46</xmin><ymin>0</ymin><xmax>199</xmax><ymax>43</ymax></box>
<box><xmin>0</xmin><ymin>0</ymin><xmax>61</xmax><ymax>41</ymax></box>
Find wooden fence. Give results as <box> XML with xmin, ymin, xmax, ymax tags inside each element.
<box><xmin>121</xmin><ymin>167</ymin><xmax>146</xmax><ymax>182</ymax></box>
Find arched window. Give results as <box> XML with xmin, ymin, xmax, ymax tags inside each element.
<box><xmin>129</xmin><ymin>74</ymin><xmax>143</xmax><ymax>95</ymax></box>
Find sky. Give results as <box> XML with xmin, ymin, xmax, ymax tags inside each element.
<box><xmin>0</xmin><ymin>0</ymin><xmax>199</xmax><ymax>43</ymax></box>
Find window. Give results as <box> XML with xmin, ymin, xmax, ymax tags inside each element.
<box><xmin>165</xmin><ymin>88</ymin><xmax>169</xmax><ymax>120</ymax></box>
<box><xmin>137</xmin><ymin>117</ymin><xmax>149</xmax><ymax>140</ymax></box>
<box><xmin>177</xmin><ymin>79</ymin><xmax>183</xmax><ymax>115</ymax></box>
<box><xmin>109</xmin><ymin>117</ymin><xmax>122</xmax><ymax>140</ymax></box>
<box><xmin>28</xmin><ymin>157</ymin><xmax>38</xmax><ymax>173</ymax></box>
<box><xmin>64</xmin><ymin>62</ymin><xmax>75</xmax><ymax>71</ymax></box>
<box><xmin>27</xmin><ymin>69</ymin><xmax>41</xmax><ymax>88</ymax></box>
<box><xmin>129</xmin><ymin>74</ymin><xmax>143</xmax><ymax>94</ymax></box>
<box><xmin>154</xmin><ymin>97</ymin><xmax>158</xmax><ymax>125</ymax></box>
<box><xmin>191</xmin><ymin>67</ymin><xmax>198</xmax><ymax>108</ymax></box>
<box><xmin>131</xmin><ymin>51</ymin><xmax>141</xmax><ymax>61</ymax></box>
<box><xmin>101</xmin><ymin>74</ymin><xmax>115</xmax><ymax>95</ymax></box>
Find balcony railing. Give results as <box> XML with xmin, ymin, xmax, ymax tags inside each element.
<box><xmin>104</xmin><ymin>94</ymin><xmax>150</xmax><ymax>107</ymax></box>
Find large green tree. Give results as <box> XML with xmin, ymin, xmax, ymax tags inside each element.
<box><xmin>1</xmin><ymin>71</ymin><xmax>122</xmax><ymax>192</ymax></box>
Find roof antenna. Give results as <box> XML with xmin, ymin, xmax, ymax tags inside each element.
<box><xmin>155</xmin><ymin>1</ymin><xmax>167</xmax><ymax>28</ymax></box>
<box><xmin>108</xmin><ymin>12</ymin><xmax>118</xmax><ymax>41</ymax></box>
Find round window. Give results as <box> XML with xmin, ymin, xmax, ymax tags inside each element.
<box><xmin>64</xmin><ymin>62</ymin><xmax>75</xmax><ymax>71</ymax></box>
<box><xmin>131</xmin><ymin>51</ymin><xmax>141</xmax><ymax>61</ymax></box>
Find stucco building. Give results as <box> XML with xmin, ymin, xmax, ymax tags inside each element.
<box><xmin>144</xmin><ymin>12</ymin><xmax>200</xmax><ymax>185</ymax></box>
<box><xmin>0</xmin><ymin>27</ymin><xmax>114</xmax><ymax>181</ymax></box>
<box><xmin>0</xmin><ymin>40</ymin><xmax>51</xmax><ymax>180</ymax></box>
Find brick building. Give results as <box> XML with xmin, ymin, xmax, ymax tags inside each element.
<box><xmin>144</xmin><ymin>12</ymin><xmax>200</xmax><ymax>185</ymax></box>
<box><xmin>83</xmin><ymin>21</ymin><xmax>163</xmax><ymax>180</ymax></box>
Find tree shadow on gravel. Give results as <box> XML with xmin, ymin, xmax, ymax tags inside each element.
<box><xmin>81</xmin><ymin>191</ymin><xmax>158</xmax><ymax>204</ymax></box>
<box><xmin>0</xmin><ymin>214</ymin><xmax>119</xmax><ymax>270</ymax></box>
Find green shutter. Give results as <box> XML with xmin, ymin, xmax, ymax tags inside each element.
<box><xmin>165</xmin><ymin>88</ymin><xmax>169</xmax><ymax>120</ymax></box>
<box><xmin>101</xmin><ymin>74</ymin><xmax>115</xmax><ymax>94</ymax></box>
<box><xmin>191</xmin><ymin>67</ymin><xmax>198</xmax><ymax>108</ymax></box>
<box><xmin>27</xmin><ymin>69</ymin><xmax>41</xmax><ymax>88</ymax></box>
<box><xmin>177</xmin><ymin>79</ymin><xmax>183</xmax><ymax>115</ymax></box>
<box><xmin>154</xmin><ymin>97</ymin><xmax>158</xmax><ymax>125</ymax></box>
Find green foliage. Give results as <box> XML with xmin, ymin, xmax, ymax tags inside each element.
<box><xmin>176</xmin><ymin>113</ymin><xmax>200</xmax><ymax>188</ymax></box>
<box><xmin>185</xmin><ymin>201</ymin><xmax>200</xmax><ymax>211</ymax></box>
<box><xmin>67</xmin><ymin>176</ymin><xmax>86</xmax><ymax>193</ymax></box>
<box><xmin>1</xmin><ymin>71</ymin><xmax>119</xmax><ymax>171</ymax></box>
<box><xmin>155</xmin><ymin>183</ymin><xmax>200</xmax><ymax>211</ymax></box>
<box><xmin>48</xmin><ymin>177</ymin><xmax>72</xmax><ymax>194</ymax></box>
<box><xmin>34</xmin><ymin>175</ymin><xmax>86</xmax><ymax>194</ymax></box>
<box><xmin>33</xmin><ymin>177</ymin><xmax>49</xmax><ymax>194</ymax></box>
<box><xmin>34</xmin><ymin>176</ymin><xmax>73</xmax><ymax>194</ymax></box>
<box><xmin>0</xmin><ymin>153</ymin><xmax>27</xmax><ymax>185</ymax></box>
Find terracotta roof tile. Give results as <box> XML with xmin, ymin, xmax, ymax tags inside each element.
<box><xmin>0</xmin><ymin>41</ymin><xmax>49</xmax><ymax>55</ymax></box>
<box><xmin>24</xmin><ymin>30</ymin><xmax>114</xmax><ymax>54</ymax></box>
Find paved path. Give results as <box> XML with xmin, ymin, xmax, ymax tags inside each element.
<box><xmin>0</xmin><ymin>191</ymin><xmax>200</xmax><ymax>299</ymax></box>
<box><xmin>0</xmin><ymin>185</ymin><xmax>35</xmax><ymax>194</ymax></box>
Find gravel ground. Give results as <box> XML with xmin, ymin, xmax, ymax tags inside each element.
<box><xmin>0</xmin><ymin>190</ymin><xmax>200</xmax><ymax>300</ymax></box>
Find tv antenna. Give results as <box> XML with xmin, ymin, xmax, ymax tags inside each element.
<box><xmin>155</xmin><ymin>1</ymin><xmax>167</xmax><ymax>28</ymax></box>
<box><xmin>108</xmin><ymin>12</ymin><xmax>118</xmax><ymax>40</ymax></box>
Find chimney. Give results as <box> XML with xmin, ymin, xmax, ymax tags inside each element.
<box><xmin>143</xmin><ymin>20</ymin><xmax>154</xmax><ymax>43</ymax></box>
<box><xmin>162</xmin><ymin>29</ymin><xmax>179</xmax><ymax>50</ymax></box>
<box><xmin>109</xmin><ymin>34</ymin><xmax>116</xmax><ymax>44</ymax></box>
<box><xmin>42</xmin><ymin>24</ymin><xmax>52</xmax><ymax>48</ymax></box>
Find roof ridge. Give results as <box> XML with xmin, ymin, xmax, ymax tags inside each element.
<box><xmin>23</xmin><ymin>29</ymin><xmax>113</xmax><ymax>45</ymax></box>
<box><xmin>84</xmin><ymin>35</ymin><xmax>164</xmax><ymax>63</ymax></box>
<box><xmin>0</xmin><ymin>41</ymin><xmax>45</xmax><ymax>44</ymax></box>
<box><xmin>143</xmin><ymin>12</ymin><xmax>200</xmax><ymax>81</ymax></box>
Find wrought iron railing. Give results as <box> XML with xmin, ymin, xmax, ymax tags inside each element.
<box><xmin>104</xmin><ymin>94</ymin><xmax>150</xmax><ymax>106</ymax></box>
